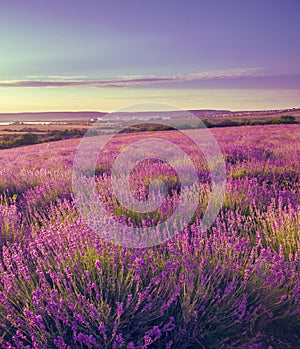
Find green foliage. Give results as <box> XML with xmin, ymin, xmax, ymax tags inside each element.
<box><xmin>119</xmin><ymin>124</ymin><xmax>173</xmax><ymax>133</ymax></box>
<box><xmin>15</xmin><ymin>132</ymin><xmax>38</xmax><ymax>145</ymax></box>
<box><xmin>279</xmin><ymin>115</ymin><xmax>296</xmax><ymax>123</ymax></box>
<box><xmin>0</xmin><ymin>133</ymin><xmax>38</xmax><ymax>149</ymax></box>
<box><xmin>0</xmin><ymin>129</ymin><xmax>86</xmax><ymax>149</ymax></box>
<box><xmin>200</xmin><ymin>115</ymin><xmax>298</xmax><ymax>129</ymax></box>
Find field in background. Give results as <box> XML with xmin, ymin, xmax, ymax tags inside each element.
<box><xmin>0</xmin><ymin>124</ymin><xmax>299</xmax><ymax>348</ymax></box>
<box><xmin>0</xmin><ymin>108</ymin><xmax>299</xmax><ymax>149</ymax></box>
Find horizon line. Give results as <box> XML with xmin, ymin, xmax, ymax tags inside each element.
<box><xmin>0</xmin><ymin>106</ymin><xmax>299</xmax><ymax>115</ymax></box>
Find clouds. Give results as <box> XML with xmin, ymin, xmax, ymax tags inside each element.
<box><xmin>0</xmin><ymin>68</ymin><xmax>268</xmax><ymax>88</ymax></box>
<box><xmin>2</xmin><ymin>68</ymin><xmax>298</xmax><ymax>91</ymax></box>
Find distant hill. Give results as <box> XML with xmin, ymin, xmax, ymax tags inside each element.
<box><xmin>0</xmin><ymin>108</ymin><xmax>299</xmax><ymax>123</ymax></box>
<box><xmin>0</xmin><ymin>111</ymin><xmax>106</xmax><ymax>123</ymax></box>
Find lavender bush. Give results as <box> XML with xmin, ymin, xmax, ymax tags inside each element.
<box><xmin>0</xmin><ymin>125</ymin><xmax>299</xmax><ymax>348</ymax></box>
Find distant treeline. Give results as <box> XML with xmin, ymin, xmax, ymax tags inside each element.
<box><xmin>0</xmin><ymin>133</ymin><xmax>39</xmax><ymax>149</ymax></box>
<box><xmin>118</xmin><ymin>115</ymin><xmax>298</xmax><ymax>133</ymax></box>
<box><xmin>202</xmin><ymin>115</ymin><xmax>297</xmax><ymax>128</ymax></box>
<box><xmin>46</xmin><ymin>128</ymin><xmax>86</xmax><ymax>139</ymax></box>
<box><xmin>119</xmin><ymin>124</ymin><xmax>173</xmax><ymax>133</ymax></box>
<box><xmin>0</xmin><ymin>128</ymin><xmax>85</xmax><ymax>149</ymax></box>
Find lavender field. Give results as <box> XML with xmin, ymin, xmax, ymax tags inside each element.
<box><xmin>0</xmin><ymin>125</ymin><xmax>299</xmax><ymax>348</ymax></box>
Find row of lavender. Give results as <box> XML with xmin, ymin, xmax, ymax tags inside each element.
<box><xmin>0</xmin><ymin>125</ymin><xmax>299</xmax><ymax>348</ymax></box>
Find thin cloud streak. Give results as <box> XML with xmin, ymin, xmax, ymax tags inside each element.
<box><xmin>26</xmin><ymin>75</ymin><xmax>87</xmax><ymax>80</ymax></box>
<box><xmin>0</xmin><ymin>68</ymin><xmax>268</xmax><ymax>88</ymax></box>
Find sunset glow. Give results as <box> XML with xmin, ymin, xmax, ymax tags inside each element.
<box><xmin>0</xmin><ymin>0</ymin><xmax>299</xmax><ymax>112</ymax></box>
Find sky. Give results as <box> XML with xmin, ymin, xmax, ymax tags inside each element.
<box><xmin>0</xmin><ymin>0</ymin><xmax>299</xmax><ymax>112</ymax></box>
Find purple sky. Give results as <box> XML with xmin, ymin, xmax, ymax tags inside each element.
<box><xmin>0</xmin><ymin>0</ymin><xmax>299</xmax><ymax>112</ymax></box>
